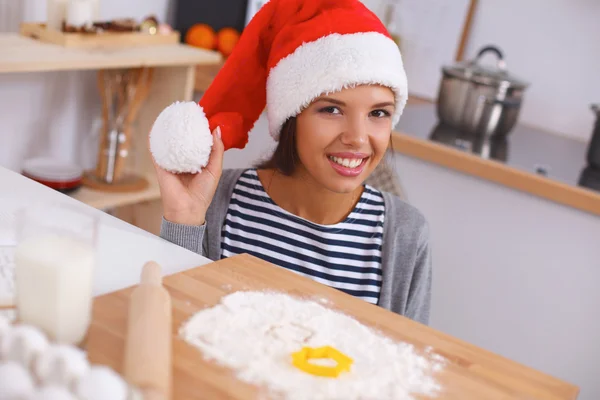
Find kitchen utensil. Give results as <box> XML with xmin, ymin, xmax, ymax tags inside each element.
<box><xmin>123</xmin><ymin>261</ymin><xmax>172</xmax><ymax>400</ymax></box>
<box><xmin>115</xmin><ymin>67</ymin><xmax>153</xmax><ymax>179</ymax></box>
<box><xmin>587</xmin><ymin>104</ymin><xmax>600</xmax><ymax>169</ymax></box>
<box><xmin>21</xmin><ymin>157</ymin><xmax>83</xmax><ymax>193</ymax></box>
<box><xmin>437</xmin><ymin>45</ymin><xmax>529</xmax><ymax>137</ymax></box>
<box><xmin>85</xmin><ymin>253</ymin><xmax>578</xmax><ymax>400</ymax></box>
<box><xmin>85</xmin><ymin>68</ymin><xmax>150</xmax><ymax>193</ymax></box>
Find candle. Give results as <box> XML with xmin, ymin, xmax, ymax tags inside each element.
<box><xmin>46</xmin><ymin>0</ymin><xmax>68</xmax><ymax>31</ymax></box>
<box><xmin>66</xmin><ymin>0</ymin><xmax>94</xmax><ymax>28</ymax></box>
<box><xmin>91</xmin><ymin>0</ymin><xmax>100</xmax><ymax>21</ymax></box>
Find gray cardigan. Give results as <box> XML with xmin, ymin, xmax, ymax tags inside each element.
<box><xmin>160</xmin><ymin>169</ymin><xmax>432</xmax><ymax>325</ymax></box>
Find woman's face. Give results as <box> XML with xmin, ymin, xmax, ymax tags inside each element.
<box><xmin>295</xmin><ymin>85</ymin><xmax>395</xmax><ymax>194</ymax></box>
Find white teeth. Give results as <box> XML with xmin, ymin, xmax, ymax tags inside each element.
<box><xmin>329</xmin><ymin>156</ymin><xmax>364</xmax><ymax>168</ymax></box>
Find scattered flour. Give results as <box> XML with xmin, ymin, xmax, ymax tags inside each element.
<box><xmin>179</xmin><ymin>291</ymin><xmax>445</xmax><ymax>400</ymax></box>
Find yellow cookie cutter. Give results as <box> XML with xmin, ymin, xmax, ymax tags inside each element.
<box><xmin>291</xmin><ymin>345</ymin><xmax>353</xmax><ymax>378</ymax></box>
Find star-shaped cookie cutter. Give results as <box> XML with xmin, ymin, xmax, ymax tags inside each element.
<box><xmin>291</xmin><ymin>345</ymin><xmax>353</xmax><ymax>378</ymax></box>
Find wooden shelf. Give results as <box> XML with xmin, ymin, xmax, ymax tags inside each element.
<box><xmin>70</xmin><ymin>171</ymin><xmax>160</xmax><ymax>210</ymax></box>
<box><xmin>0</xmin><ymin>33</ymin><xmax>222</xmax><ymax>222</ymax></box>
<box><xmin>391</xmin><ymin>131</ymin><xmax>600</xmax><ymax>217</ymax></box>
<box><xmin>0</xmin><ymin>34</ymin><xmax>222</xmax><ymax>73</ymax></box>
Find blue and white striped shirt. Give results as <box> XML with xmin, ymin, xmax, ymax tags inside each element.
<box><xmin>221</xmin><ymin>169</ymin><xmax>385</xmax><ymax>304</ymax></box>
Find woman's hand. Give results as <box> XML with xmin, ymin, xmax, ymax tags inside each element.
<box><xmin>152</xmin><ymin>127</ymin><xmax>224</xmax><ymax>226</ymax></box>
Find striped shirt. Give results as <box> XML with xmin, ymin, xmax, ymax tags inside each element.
<box><xmin>220</xmin><ymin>169</ymin><xmax>386</xmax><ymax>304</ymax></box>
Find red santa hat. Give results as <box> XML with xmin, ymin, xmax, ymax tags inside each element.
<box><xmin>150</xmin><ymin>0</ymin><xmax>407</xmax><ymax>173</ymax></box>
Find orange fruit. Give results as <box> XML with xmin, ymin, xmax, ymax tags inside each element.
<box><xmin>185</xmin><ymin>24</ymin><xmax>217</xmax><ymax>50</ymax></box>
<box><xmin>217</xmin><ymin>27</ymin><xmax>241</xmax><ymax>57</ymax></box>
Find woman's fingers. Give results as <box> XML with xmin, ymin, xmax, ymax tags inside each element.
<box><xmin>205</xmin><ymin>126</ymin><xmax>224</xmax><ymax>181</ymax></box>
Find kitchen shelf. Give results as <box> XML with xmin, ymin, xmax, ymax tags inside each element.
<box><xmin>0</xmin><ymin>32</ymin><xmax>222</xmax><ymax>218</ymax></box>
<box><xmin>392</xmin><ymin>104</ymin><xmax>600</xmax><ymax>217</ymax></box>
<box><xmin>70</xmin><ymin>171</ymin><xmax>161</xmax><ymax>210</ymax></box>
<box><xmin>0</xmin><ymin>33</ymin><xmax>221</xmax><ymax>73</ymax></box>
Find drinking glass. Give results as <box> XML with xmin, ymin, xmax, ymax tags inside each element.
<box><xmin>14</xmin><ymin>202</ymin><xmax>98</xmax><ymax>345</ymax></box>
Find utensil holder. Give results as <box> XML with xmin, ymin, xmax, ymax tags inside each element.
<box><xmin>83</xmin><ymin>67</ymin><xmax>153</xmax><ymax>193</ymax></box>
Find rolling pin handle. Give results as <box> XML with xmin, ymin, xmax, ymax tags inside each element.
<box><xmin>142</xmin><ymin>261</ymin><xmax>163</xmax><ymax>286</ymax></box>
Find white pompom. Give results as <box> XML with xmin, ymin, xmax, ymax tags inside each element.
<box><xmin>0</xmin><ymin>360</ymin><xmax>35</xmax><ymax>400</ymax></box>
<box><xmin>1</xmin><ymin>324</ymin><xmax>49</xmax><ymax>369</ymax></box>
<box><xmin>149</xmin><ymin>101</ymin><xmax>214</xmax><ymax>174</ymax></box>
<box><xmin>30</xmin><ymin>386</ymin><xmax>77</xmax><ymax>400</ymax></box>
<box><xmin>74</xmin><ymin>365</ymin><xmax>128</xmax><ymax>400</ymax></box>
<box><xmin>34</xmin><ymin>344</ymin><xmax>90</xmax><ymax>387</ymax></box>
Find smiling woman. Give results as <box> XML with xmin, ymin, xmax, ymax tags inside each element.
<box><xmin>152</xmin><ymin>0</ymin><xmax>432</xmax><ymax>324</ymax></box>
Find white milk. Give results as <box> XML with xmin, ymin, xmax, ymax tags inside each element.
<box><xmin>15</xmin><ymin>233</ymin><xmax>95</xmax><ymax>345</ymax></box>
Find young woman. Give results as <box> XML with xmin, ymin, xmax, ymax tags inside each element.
<box><xmin>150</xmin><ymin>0</ymin><xmax>432</xmax><ymax>324</ymax></box>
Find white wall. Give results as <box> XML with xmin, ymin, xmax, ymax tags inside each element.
<box><xmin>226</xmin><ymin>113</ymin><xmax>600</xmax><ymax>400</ymax></box>
<box><xmin>463</xmin><ymin>0</ymin><xmax>600</xmax><ymax>141</ymax></box>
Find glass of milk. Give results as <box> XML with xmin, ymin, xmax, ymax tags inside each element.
<box><xmin>14</xmin><ymin>203</ymin><xmax>98</xmax><ymax>346</ymax></box>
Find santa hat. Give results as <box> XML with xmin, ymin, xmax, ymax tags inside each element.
<box><xmin>150</xmin><ymin>0</ymin><xmax>407</xmax><ymax>174</ymax></box>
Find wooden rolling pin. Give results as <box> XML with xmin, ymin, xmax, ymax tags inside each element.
<box><xmin>123</xmin><ymin>261</ymin><xmax>172</xmax><ymax>400</ymax></box>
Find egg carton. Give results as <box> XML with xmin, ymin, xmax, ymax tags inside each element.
<box><xmin>0</xmin><ymin>314</ymin><xmax>143</xmax><ymax>400</ymax></box>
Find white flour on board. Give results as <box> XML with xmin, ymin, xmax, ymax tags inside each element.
<box><xmin>179</xmin><ymin>291</ymin><xmax>446</xmax><ymax>400</ymax></box>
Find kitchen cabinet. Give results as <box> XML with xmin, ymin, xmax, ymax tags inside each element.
<box><xmin>394</xmin><ymin>151</ymin><xmax>600</xmax><ymax>400</ymax></box>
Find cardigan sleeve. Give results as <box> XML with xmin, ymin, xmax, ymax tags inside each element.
<box><xmin>160</xmin><ymin>217</ymin><xmax>207</xmax><ymax>256</ymax></box>
<box><xmin>404</xmin><ymin>221</ymin><xmax>433</xmax><ymax>325</ymax></box>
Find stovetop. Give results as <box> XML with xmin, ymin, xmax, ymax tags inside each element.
<box><xmin>395</xmin><ymin>104</ymin><xmax>600</xmax><ymax>194</ymax></box>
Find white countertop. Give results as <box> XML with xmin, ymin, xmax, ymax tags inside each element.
<box><xmin>0</xmin><ymin>165</ymin><xmax>211</xmax><ymax>296</ymax></box>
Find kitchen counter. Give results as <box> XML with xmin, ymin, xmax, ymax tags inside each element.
<box><xmin>0</xmin><ymin>165</ymin><xmax>210</xmax><ymax>296</ymax></box>
<box><xmin>392</xmin><ymin>103</ymin><xmax>600</xmax><ymax>216</ymax></box>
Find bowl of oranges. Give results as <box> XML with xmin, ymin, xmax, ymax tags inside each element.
<box><xmin>185</xmin><ymin>23</ymin><xmax>240</xmax><ymax>58</ymax></box>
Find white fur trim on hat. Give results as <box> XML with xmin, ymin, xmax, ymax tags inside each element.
<box><xmin>149</xmin><ymin>101</ymin><xmax>213</xmax><ymax>174</ymax></box>
<box><xmin>266</xmin><ymin>32</ymin><xmax>408</xmax><ymax>141</ymax></box>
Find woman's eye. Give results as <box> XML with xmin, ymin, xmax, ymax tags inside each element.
<box><xmin>371</xmin><ymin>109</ymin><xmax>391</xmax><ymax>118</ymax></box>
<box><xmin>319</xmin><ymin>106</ymin><xmax>341</xmax><ymax>114</ymax></box>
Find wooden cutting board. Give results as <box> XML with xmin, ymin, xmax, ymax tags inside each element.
<box><xmin>85</xmin><ymin>253</ymin><xmax>578</xmax><ymax>400</ymax></box>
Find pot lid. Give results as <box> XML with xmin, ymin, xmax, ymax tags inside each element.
<box><xmin>443</xmin><ymin>45</ymin><xmax>529</xmax><ymax>89</ymax></box>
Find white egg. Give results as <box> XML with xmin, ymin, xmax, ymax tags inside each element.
<box><xmin>1</xmin><ymin>324</ymin><xmax>49</xmax><ymax>369</ymax></box>
<box><xmin>30</xmin><ymin>386</ymin><xmax>77</xmax><ymax>400</ymax></box>
<box><xmin>34</xmin><ymin>344</ymin><xmax>90</xmax><ymax>387</ymax></box>
<box><xmin>0</xmin><ymin>360</ymin><xmax>35</xmax><ymax>400</ymax></box>
<box><xmin>74</xmin><ymin>365</ymin><xmax>128</xmax><ymax>400</ymax></box>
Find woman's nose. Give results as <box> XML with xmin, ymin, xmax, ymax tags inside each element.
<box><xmin>340</xmin><ymin>118</ymin><xmax>368</xmax><ymax>147</ymax></box>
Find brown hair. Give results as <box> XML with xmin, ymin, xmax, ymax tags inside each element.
<box><xmin>255</xmin><ymin>117</ymin><xmax>300</xmax><ymax>176</ymax></box>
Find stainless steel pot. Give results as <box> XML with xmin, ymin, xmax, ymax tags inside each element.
<box><xmin>437</xmin><ymin>45</ymin><xmax>529</xmax><ymax>137</ymax></box>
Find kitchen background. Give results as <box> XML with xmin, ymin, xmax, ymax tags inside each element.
<box><xmin>1</xmin><ymin>0</ymin><xmax>599</xmax><ymax>399</ymax></box>
<box><xmin>1</xmin><ymin>0</ymin><xmax>600</xmax><ymax>172</ymax></box>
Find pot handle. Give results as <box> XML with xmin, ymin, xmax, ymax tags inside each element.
<box><xmin>475</xmin><ymin>45</ymin><xmax>507</xmax><ymax>71</ymax></box>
